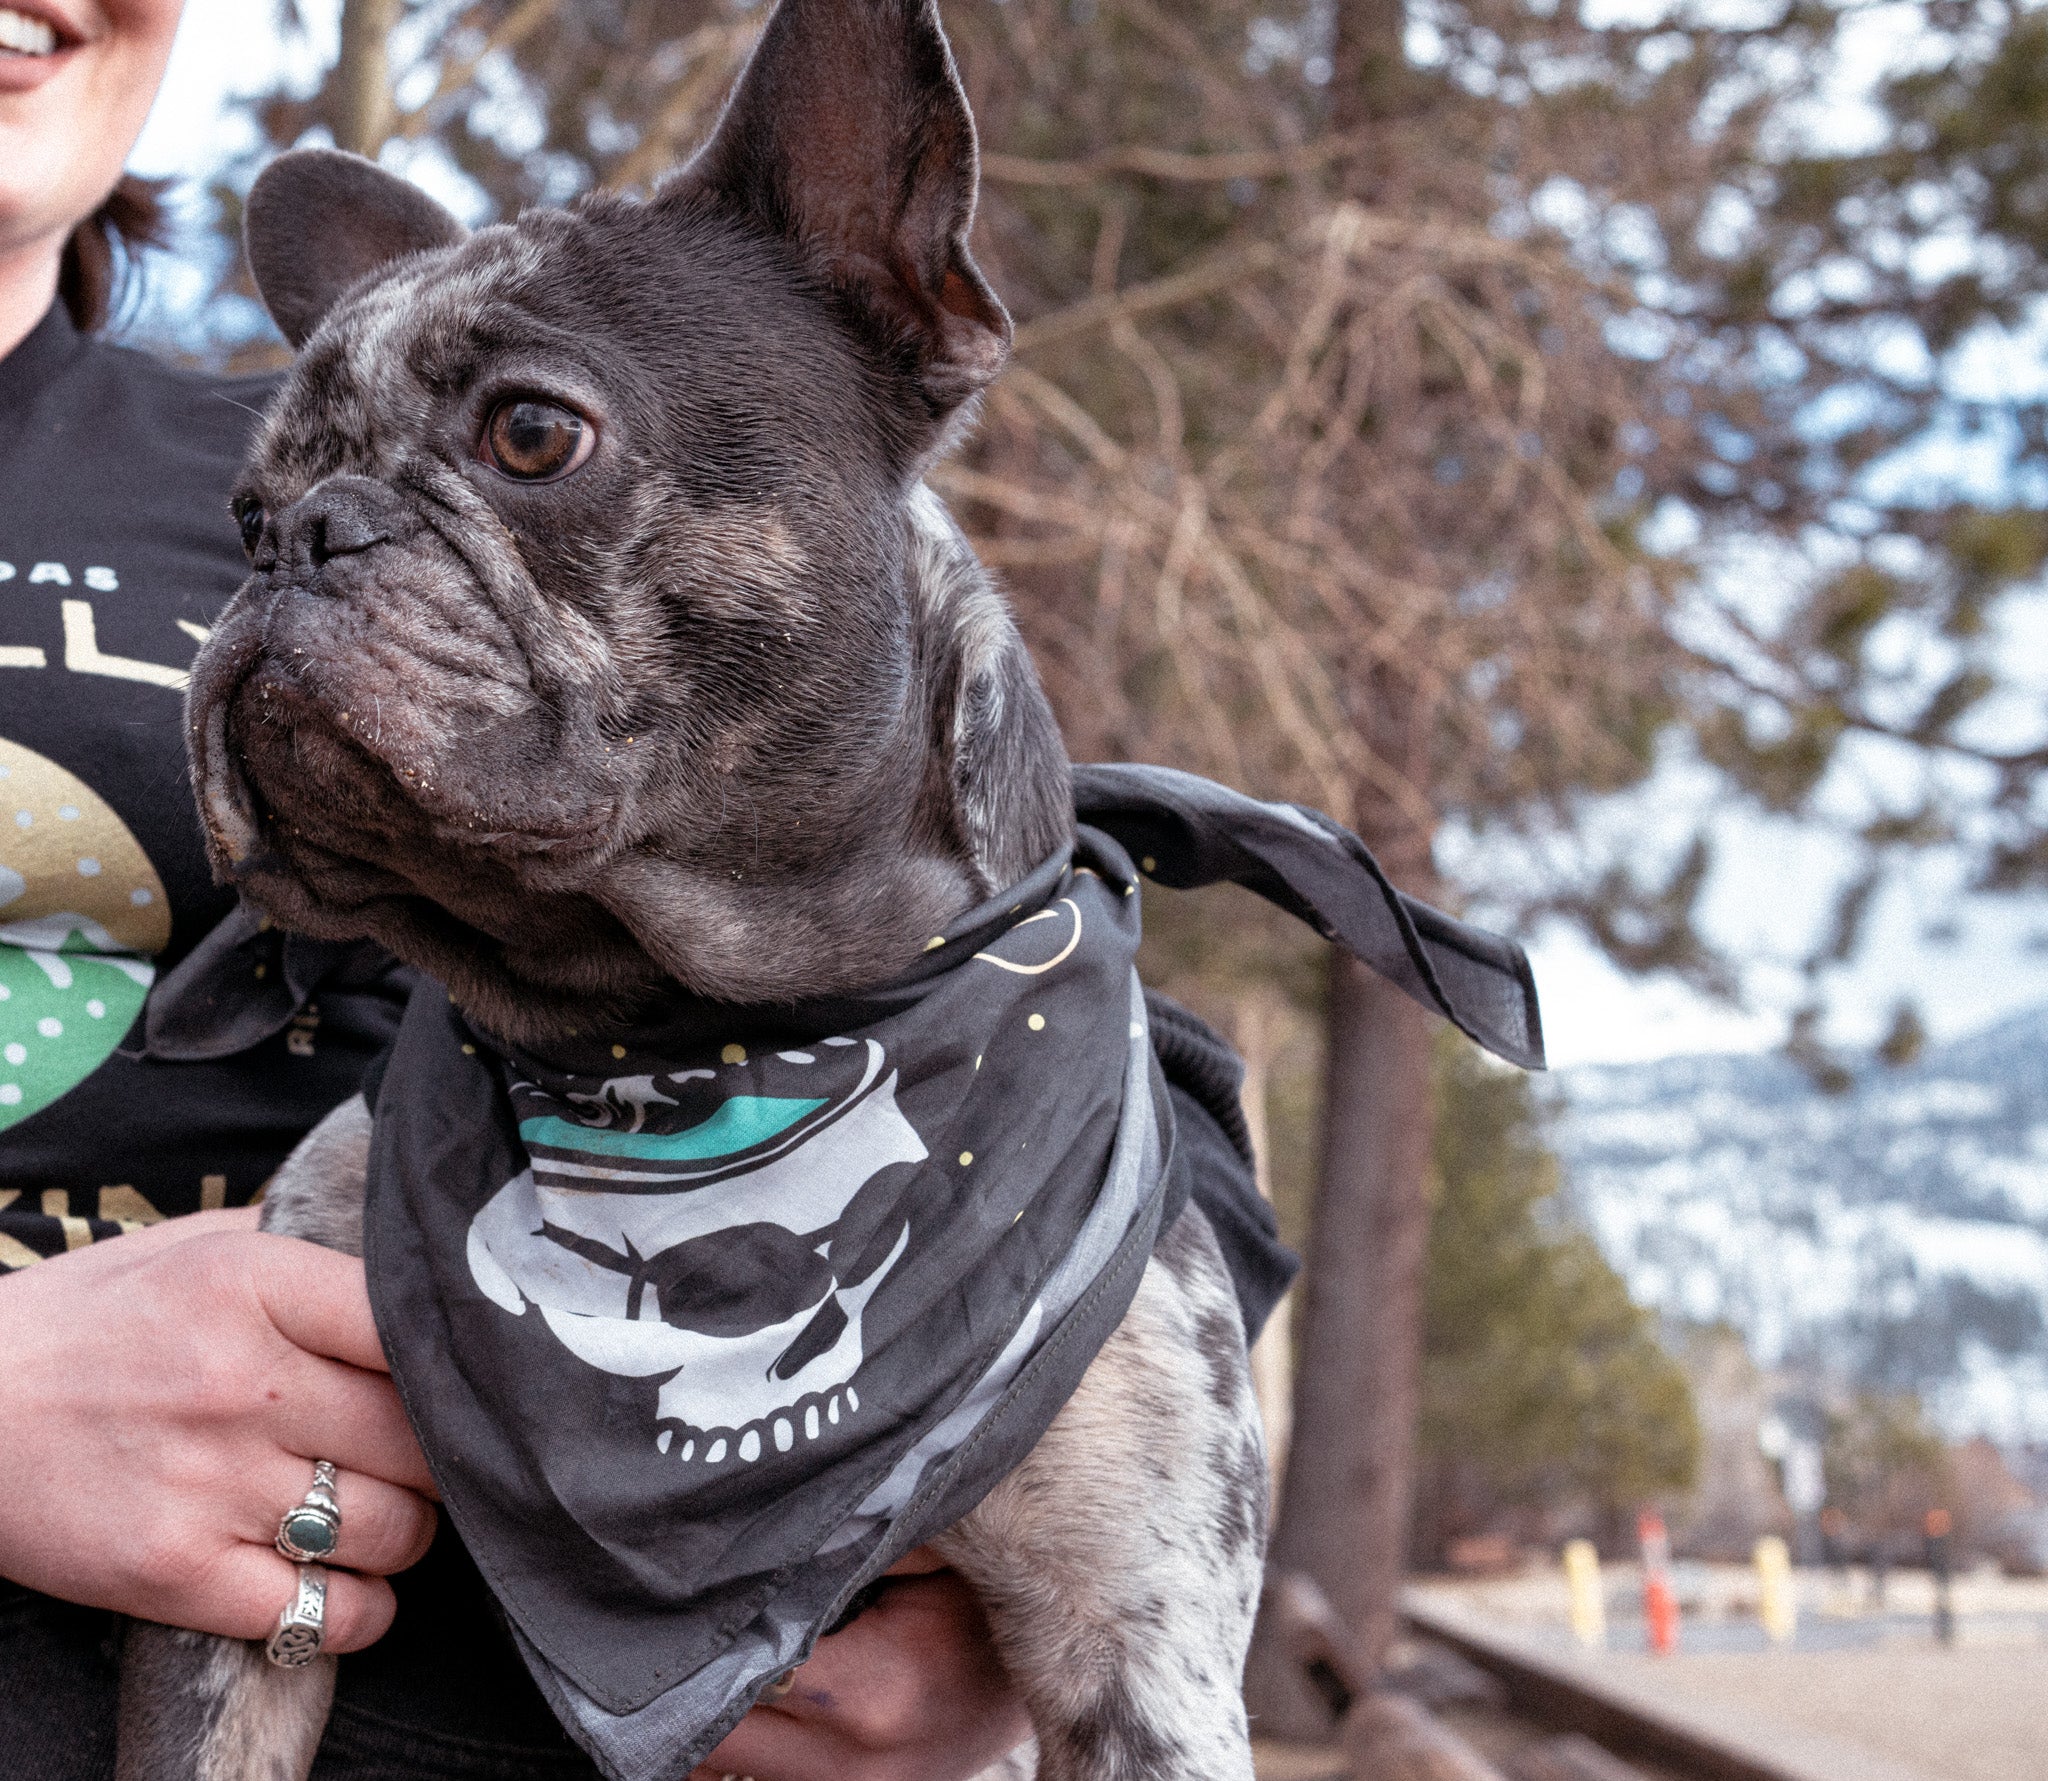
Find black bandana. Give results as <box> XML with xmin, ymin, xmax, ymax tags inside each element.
<box><xmin>352</xmin><ymin>765</ymin><xmax>1540</xmax><ymax>1781</ymax></box>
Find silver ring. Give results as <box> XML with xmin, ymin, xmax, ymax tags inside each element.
<box><xmin>265</xmin><ymin>1563</ymin><xmax>327</xmax><ymax>1668</ymax></box>
<box><xmin>275</xmin><ymin>1460</ymin><xmax>341</xmax><ymax>1562</ymax></box>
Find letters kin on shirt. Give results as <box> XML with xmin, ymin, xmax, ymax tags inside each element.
<box><xmin>0</xmin><ymin>560</ymin><xmax>207</xmax><ymax>689</ymax></box>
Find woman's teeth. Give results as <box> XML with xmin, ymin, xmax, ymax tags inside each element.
<box><xmin>0</xmin><ymin>8</ymin><xmax>59</xmax><ymax>55</ymax></box>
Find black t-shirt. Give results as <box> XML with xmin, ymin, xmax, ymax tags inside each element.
<box><xmin>0</xmin><ymin>303</ymin><xmax>406</xmax><ymax>1264</ymax></box>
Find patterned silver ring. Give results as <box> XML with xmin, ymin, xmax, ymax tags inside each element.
<box><xmin>275</xmin><ymin>1460</ymin><xmax>342</xmax><ymax>1562</ymax></box>
<box><xmin>265</xmin><ymin>1563</ymin><xmax>328</xmax><ymax>1668</ymax></box>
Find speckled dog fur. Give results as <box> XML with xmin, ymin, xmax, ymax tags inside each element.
<box><xmin>120</xmin><ymin>3</ymin><xmax>1266</xmax><ymax>1777</ymax></box>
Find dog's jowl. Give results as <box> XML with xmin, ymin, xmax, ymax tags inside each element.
<box><xmin>116</xmin><ymin>3</ymin><xmax>1537</xmax><ymax>1778</ymax></box>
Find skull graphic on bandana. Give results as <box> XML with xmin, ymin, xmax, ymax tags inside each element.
<box><xmin>465</xmin><ymin>1037</ymin><xmax>925</xmax><ymax>1464</ymax></box>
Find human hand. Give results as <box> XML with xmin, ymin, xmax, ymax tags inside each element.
<box><xmin>0</xmin><ymin>1207</ymin><xmax>437</xmax><ymax>1651</ymax></box>
<box><xmin>690</xmin><ymin>1549</ymin><xmax>1031</xmax><ymax>1781</ymax></box>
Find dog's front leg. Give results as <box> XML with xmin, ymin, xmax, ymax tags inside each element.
<box><xmin>935</xmin><ymin>1206</ymin><xmax>1268</xmax><ymax>1781</ymax></box>
<box><xmin>116</xmin><ymin>1623</ymin><xmax>335</xmax><ymax>1781</ymax></box>
<box><xmin>115</xmin><ymin>1094</ymin><xmax>372</xmax><ymax>1781</ymax></box>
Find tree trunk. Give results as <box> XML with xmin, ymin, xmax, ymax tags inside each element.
<box><xmin>1326</xmin><ymin>0</ymin><xmax>1410</xmax><ymax>141</ymax></box>
<box><xmin>1243</xmin><ymin>902</ymin><xmax>1437</xmax><ymax>1733</ymax></box>
<box><xmin>333</xmin><ymin>0</ymin><xmax>402</xmax><ymax>158</ymax></box>
<box><xmin>1241</xmin><ymin>0</ymin><xmax>1440</xmax><ymax>1739</ymax></box>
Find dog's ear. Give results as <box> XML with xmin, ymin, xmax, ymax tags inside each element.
<box><xmin>675</xmin><ymin>0</ymin><xmax>1011</xmax><ymax>427</ymax></box>
<box><xmin>245</xmin><ymin>149</ymin><xmax>468</xmax><ymax>348</ymax></box>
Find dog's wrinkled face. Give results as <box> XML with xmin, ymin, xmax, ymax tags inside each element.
<box><xmin>188</xmin><ymin>0</ymin><xmax>1070</xmax><ymax>1044</ymax></box>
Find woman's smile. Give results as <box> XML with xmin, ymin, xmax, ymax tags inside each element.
<box><xmin>0</xmin><ymin>2</ymin><xmax>83</xmax><ymax>94</ymax></box>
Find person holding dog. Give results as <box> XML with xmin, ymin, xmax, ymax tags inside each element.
<box><xmin>0</xmin><ymin>5</ymin><xmax>1294</xmax><ymax>1780</ymax></box>
<box><xmin>0</xmin><ymin>4</ymin><xmax>1036</xmax><ymax>1776</ymax></box>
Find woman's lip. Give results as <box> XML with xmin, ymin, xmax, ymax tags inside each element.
<box><xmin>0</xmin><ymin>45</ymin><xmax>73</xmax><ymax>93</ymax></box>
<box><xmin>0</xmin><ymin>3</ymin><xmax>87</xmax><ymax>93</ymax></box>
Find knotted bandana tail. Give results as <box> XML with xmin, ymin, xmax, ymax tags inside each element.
<box><xmin>1073</xmin><ymin>763</ymin><xmax>1543</xmax><ymax>1070</ymax></box>
<box><xmin>361</xmin><ymin>768</ymin><xmax>1542</xmax><ymax>1781</ymax></box>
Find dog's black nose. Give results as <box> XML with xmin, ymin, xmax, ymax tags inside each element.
<box><xmin>276</xmin><ymin>476</ymin><xmax>396</xmax><ymax>573</ymax></box>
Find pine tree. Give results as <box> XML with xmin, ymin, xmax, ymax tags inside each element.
<box><xmin>1412</xmin><ymin>1032</ymin><xmax>1698</xmax><ymax>1564</ymax></box>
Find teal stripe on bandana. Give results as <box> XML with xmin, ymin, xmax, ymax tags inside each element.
<box><xmin>520</xmin><ymin>1097</ymin><xmax>827</xmax><ymax>1161</ymax></box>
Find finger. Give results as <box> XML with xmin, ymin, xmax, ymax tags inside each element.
<box><xmin>316</xmin><ymin>1567</ymin><xmax>399</xmax><ymax>1656</ymax></box>
<box><xmin>245</xmin><ymin>1459</ymin><xmax>437</xmax><ymax>1578</ymax></box>
<box><xmin>247</xmin><ymin>1236</ymin><xmax>391</xmax><ymax>1374</ymax></box>
<box><xmin>323</xmin><ymin>1472</ymin><xmax>437</xmax><ymax>1576</ymax></box>
<box><xmin>761</xmin><ymin>1570</ymin><xmax>1028</xmax><ymax>1761</ymax></box>
<box><xmin>266</xmin><ymin>1355</ymin><xmax>438</xmax><ymax>1496</ymax></box>
<box><xmin>766</xmin><ymin>1576</ymin><xmax>963</xmax><ymax>1731</ymax></box>
<box><xmin>701</xmin><ymin>1712</ymin><xmax>846</xmax><ymax>1781</ymax></box>
<box><xmin>116</xmin><ymin>1205</ymin><xmax>264</xmax><ymax>1254</ymax></box>
<box><xmin>172</xmin><ymin>1544</ymin><xmax>397</xmax><ymax>1654</ymax></box>
<box><xmin>705</xmin><ymin>1666</ymin><xmax>1033</xmax><ymax>1781</ymax></box>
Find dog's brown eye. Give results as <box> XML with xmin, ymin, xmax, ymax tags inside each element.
<box><xmin>482</xmin><ymin>400</ymin><xmax>593</xmax><ymax>481</ymax></box>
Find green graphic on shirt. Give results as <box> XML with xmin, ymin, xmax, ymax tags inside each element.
<box><xmin>0</xmin><ymin>738</ymin><xmax>169</xmax><ymax>1134</ymax></box>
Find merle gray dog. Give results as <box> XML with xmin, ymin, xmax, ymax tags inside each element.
<box><xmin>115</xmin><ymin>3</ymin><xmax>1265</xmax><ymax>1778</ymax></box>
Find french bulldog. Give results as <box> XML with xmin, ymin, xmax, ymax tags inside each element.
<box><xmin>115</xmin><ymin>2</ymin><xmax>1265</xmax><ymax>1778</ymax></box>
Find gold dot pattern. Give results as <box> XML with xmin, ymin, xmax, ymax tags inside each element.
<box><xmin>0</xmin><ymin>737</ymin><xmax>169</xmax><ymax>1132</ymax></box>
<box><xmin>0</xmin><ymin>738</ymin><xmax>169</xmax><ymax>953</ymax></box>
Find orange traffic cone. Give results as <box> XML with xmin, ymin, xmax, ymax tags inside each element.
<box><xmin>1639</xmin><ymin>1508</ymin><xmax>1679</xmax><ymax>1655</ymax></box>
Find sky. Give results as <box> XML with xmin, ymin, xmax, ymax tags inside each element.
<box><xmin>119</xmin><ymin>1</ymin><xmax>2048</xmax><ymax>1069</ymax></box>
<box><xmin>1528</xmin><ymin>880</ymin><xmax>2048</xmax><ymax>1068</ymax></box>
<box><xmin>131</xmin><ymin>0</ymin><xmax>313</xmax><ymax>183</ymax></box>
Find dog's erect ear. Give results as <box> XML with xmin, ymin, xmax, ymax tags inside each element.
<box><xmin>676</xmin><ymin>0</ymin><xmax>1011</xmax><ymax>423</ymax></box>
<box><xmin>245</xmin><ymin>149</ymin><xmax>468</xmax><ymax>348</ymax></box>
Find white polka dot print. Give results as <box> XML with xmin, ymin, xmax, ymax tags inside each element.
<box><xmin>0</xmin><ymin>736</ymin><xmax>170</xmax><ymax>1132</ymax></box>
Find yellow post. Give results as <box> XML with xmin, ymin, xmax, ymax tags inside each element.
<box><xmin>1755</xmin><ymin>1535</ymin><xmax>1797</xmax><ymax>1646</ymax></box>
<box><xmin>1563</xmin><ymin>1538</ymin><xmax>1605</xmax><ymax>1650</ymax></box>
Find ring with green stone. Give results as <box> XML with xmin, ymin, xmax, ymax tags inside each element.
<box><xmin>274</xmin><ymin>1460</ymin><xmax>342</xmax><ymax>1563</ymax></box>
